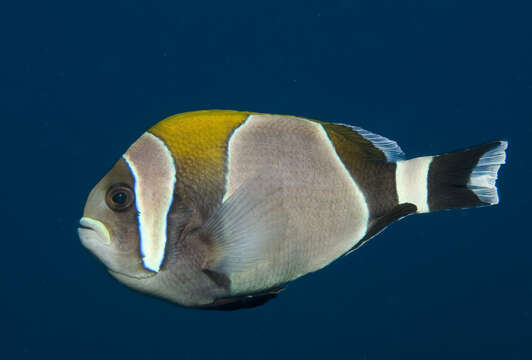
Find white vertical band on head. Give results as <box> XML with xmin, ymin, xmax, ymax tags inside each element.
<box><xmin>395</xmin><ymin>156</ymin><xmax>433</xmax><ymax>213</ymax></box>
<box><xmin>123</xmin><ymin>132</ymin><xmax>176</xmax><ymax>272</ymax></box>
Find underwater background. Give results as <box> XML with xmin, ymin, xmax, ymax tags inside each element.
<box><xmin>2</xmin><ymin>1</ymin><xmax>531</xmax><ymax>358</ymax></box>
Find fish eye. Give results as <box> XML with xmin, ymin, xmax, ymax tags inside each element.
<box><xmin>106</xmin><ymin>184</ymin><xmax>134</xmax><ymax>212</ymax></box>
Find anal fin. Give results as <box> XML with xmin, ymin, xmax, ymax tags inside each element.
<box><xmin>200</xmin><ymin>287</ymin><xmax>284</xmax><ymax>311</ymax></box>
<box><xmin>345</xmin><ymin>203</ymin><xmax>417</xmax><ymax>255</ymax></box>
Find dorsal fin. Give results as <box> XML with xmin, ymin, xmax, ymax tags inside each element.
<box><xmin>321</xmin><ymin>122</ymin><xmax>405</xmax><ymax>162</ymax></box>
<box><xmin>343</xmin><ymin>124</ymin><xmax>405</xmax><ymax>162</ymax></box>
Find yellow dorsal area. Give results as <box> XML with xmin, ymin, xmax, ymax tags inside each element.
<box><xmin>150</xmin><ymin>110</ymin><xmax>249</xmax><ymax>173</ymax></box>
<box><xmin>148</xmin><ymin>110</ymin><xmax>250</xmax><ymax>205</ymax></box>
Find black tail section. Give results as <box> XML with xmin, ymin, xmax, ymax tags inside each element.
<box><xmin>427</xmin><ymin>141</ymin><xmax>508</xmax><ymax>212</ymax></box>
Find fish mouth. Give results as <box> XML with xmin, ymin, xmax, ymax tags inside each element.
<box><xmin>79</xmin><ymin>224</ymin><xmax>92</xmax><ymax>230</ymax></box>
<box><xmin>78</xmin><ymin>217</ymin><xmax>111</xmax><ymax>245</ymax></box>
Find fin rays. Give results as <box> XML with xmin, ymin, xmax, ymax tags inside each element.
<box><xmin>200</xmin><ymin>177</ymin><xmax>286</xmax><ymax>274</ymax></box>
<box><xmin>340</xmin><ymin>124</ymin><xmax>405</xmax><ymax>162</ymax></box>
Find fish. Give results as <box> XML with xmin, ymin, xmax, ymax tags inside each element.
<box><xmin>78</xmin><ymin>110</ymin><xmax>508</xmax><ymax>310</ymax></box>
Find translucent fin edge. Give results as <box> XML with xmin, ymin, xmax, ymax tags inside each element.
<box><xmin>467</xmin><ymin>141</ymin><xmax>508</xmax><ymax>205</ymax></box>
<box><xmin>342</xmin><ymin>124</ymin><xmax>405</xmax><ymax>162</ymax></box>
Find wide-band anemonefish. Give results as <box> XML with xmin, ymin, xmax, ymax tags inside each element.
<box><xmin>79</xmin><ymin>110</ymin><xmax>508</xmax><ymax>310</ymax></box>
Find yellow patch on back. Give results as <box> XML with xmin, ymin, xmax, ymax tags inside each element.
<box><xmin>149</xmin><ymin>110</ymin><xmax>250</xmax><ymax>206</ymax></box>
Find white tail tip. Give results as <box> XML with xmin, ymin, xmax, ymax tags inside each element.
<box><xmin>467</xmin><ymin>141</ymin><xmax>508</xmax><ymax>205</ymax></box>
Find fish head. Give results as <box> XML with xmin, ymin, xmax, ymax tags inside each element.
<box><xmin>79</xmin><ymin>157</ymin><xmax>156</xmax><ymax>279</ymax></box>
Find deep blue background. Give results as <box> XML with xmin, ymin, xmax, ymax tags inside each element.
<box><xmin>2</xmin><ymin>1</ymin><xmax>531</xmax><ymax>358</ymax></box>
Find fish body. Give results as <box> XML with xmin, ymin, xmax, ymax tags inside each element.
<box><xmin>79</xmin><ymin>110</ymin><xmax>508</xmax><ymax>310</ymax></box>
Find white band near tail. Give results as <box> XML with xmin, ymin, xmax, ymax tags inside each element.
<box><xmin>123</xmin><ymin>132</ymin><xmax>176</xmax><ymax>273</ymax></box>
<box><xmin>395</xmin><ymin>156</ymin><xmax>434</xmax><ymax>213</ymax></box>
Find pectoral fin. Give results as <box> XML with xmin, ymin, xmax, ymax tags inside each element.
<box><xmin>199</xmin><ymin>178</ymin><xmax>286</xmax><ymax>274</ymax></box>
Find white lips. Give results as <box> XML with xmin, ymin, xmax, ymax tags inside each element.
<box><xmin>78</xmin><ymin>217</ymin><xmax>111</xmax><ymax>245</ymax></box>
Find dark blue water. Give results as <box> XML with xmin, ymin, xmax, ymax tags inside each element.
<box><xmin>2</xmin><ymin>1</ymin><xmax>531</xmax><ymax>358</ymax></box>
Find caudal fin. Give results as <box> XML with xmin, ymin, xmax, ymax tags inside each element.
<box><xmin>395</xmin><ymin>141</ymin><xmax>508</xmax><ymax>213</ymax></box>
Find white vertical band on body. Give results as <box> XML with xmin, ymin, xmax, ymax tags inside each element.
<box><xmin>317</xmin><ymin>123</ymin><xmax>370</xmax><ymax>244</ymax></box>
<box><xmin>123</xmin><ymin>132</ymin><xmax>176</xmax><ymax>272</ymax></box>
<box><xmin>223</xmin><ymin>114</ymin><xmax>371</xmax><ymax>294</ymax></box>
<box><xmin>223</xmin><ymin>115</ymin><xmax>251</xmax><ymax>202</ymax></box>
<box><xmin>395</xmin><ymin>156</ymin><xmax>434</xmax><ymax>213</ymax></box>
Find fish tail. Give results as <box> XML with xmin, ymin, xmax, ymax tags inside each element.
<box><xmin>394</xmin><ymin>141</ymin><xmax>508</xmax><ymax>213</ymax></box>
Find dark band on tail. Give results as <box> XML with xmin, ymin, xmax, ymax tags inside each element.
<box><xmin>427</xmin><ymin>141</ymin><xmax>507</xmax><ymax>211</ymax></box>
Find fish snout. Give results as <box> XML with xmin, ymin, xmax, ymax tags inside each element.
<box><xmin>78</xmin><ymin>217</ymin><xmax>111</xmax><ymax>246</ymax></box>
